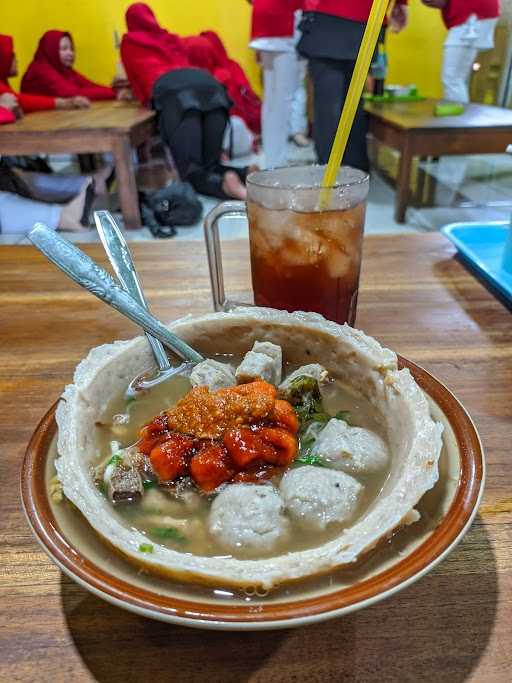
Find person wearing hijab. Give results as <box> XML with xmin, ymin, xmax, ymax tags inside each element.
<box><xmin>21</xmin><ymin>31</ymin><xmax>115</xmax><ymax>103</ymax></box>
<box><xmin>422</xmin><ymin>0</ymin><xmax>500</xmax><ymax>103</ymax></box>
<box><xmin>200</xmin><ymin>30</ymin><xmax>261</xmax><ymax>136</ymax></box>
<box><xmin>182</xmin><ymin>34</ymin><xmax>256</xmax><ymax>158</ymax></box>
<box><xmin>121</xmin><ymin>3</ymin><xmax>247</xmax><ymax>199</ymax></box>
<box><xmin>298</xmin><ymin>0</ymin><xmax>408</xmax><ymax>171</ymax></box>
<box><xmin>0</xmin><ymin>34</ymin><xmax>88</xmax><ymax>124</ymax></box>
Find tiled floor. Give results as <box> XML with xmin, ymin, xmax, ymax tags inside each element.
<box><xmin>4</xmin><ymin>143</ymin><xmax>511</xmax><ymax>246</ymax></box>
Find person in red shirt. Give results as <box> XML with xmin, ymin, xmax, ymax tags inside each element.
<box><xmin>121</xmin><ymin>3</ymin><xmax>248</xmax><ymax>199</ymax></box>
<box><xmin>248</xmin><ymin>0</ymin><xmax>303</xmax><ymax>168</ymax></box>
<box><xmin>422</xmin><ymin>1</ymin><xmax>500</xmax><ymax>103</ymax></box>
<box><xmin>297</xmin><ymin>1</ymin><xmax>408</xmax><ymax>170</ymax></box>
<box><xmin>21</xmin><ymin>30</ymin><xmax>116</xmax><ymax>104</ymax></box>
<box><xmin>0</xmin><ymin>34</ymin><xmax>89</xmax><ymax>125</ymax></box>
<box><xmin>200</xmin><ymin>30</ymin><xmax>261</xmax><ymax>135</ymax></box>
<box><xmin>182</xmin><ymin>33</ymin><xmax>257</xmax><ymax>158</ymax></box>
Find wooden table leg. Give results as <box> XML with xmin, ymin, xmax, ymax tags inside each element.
<box><xmin>395</xmin><ymin>137</ymin><xmax>413</xmax><ymax>223</ymax></box>
<box><xmin>112</xmin><ymin>135</ymin><xmax>141</xmax><ymax>229</ymax></box>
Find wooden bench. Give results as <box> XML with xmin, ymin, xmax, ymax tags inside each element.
<box><xmin>365</xmin><ymin>99</ymin><xmax>512</xmax><ymax>223</ymax></box>
<box><xmin>0</xmin><ymin>101</ymin><xmax>156</xmax><ymax>229</ymax></box>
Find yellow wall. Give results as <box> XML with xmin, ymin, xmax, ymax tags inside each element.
<box><xmin>2</xmin><ymin>1</ymin><xmax>445</xmax><ymax>99</ymax></box>
<box><xmin>1</xmin><ymin>0</ymin><xmax>261</xmax><ymax>92</ymax></box>
<box><xmin>387</xmin><ymin>2</ymin><xmax>446</xmax><ymax>98</ymax></box>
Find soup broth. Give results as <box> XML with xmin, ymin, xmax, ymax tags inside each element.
<box><xmin>85</xmin><ymin>359</ymin><xmax>390</xmax><ymax>561</ymax></box>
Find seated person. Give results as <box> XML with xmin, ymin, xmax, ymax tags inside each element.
<box><xmin>121</xmin><ymin>3</ymin><xmax>248</xmax><ymax>199</ymax></box>
<box><xmin>200</xmin><ymin>30</ymin><xmax>261</xmax><ymax>136</ymax></box>
<box><xmin>182</xmin><ymin>34</ymin><xmax>257</xmax><ymax>158</ymax></box>
<box><xmin>21</xmin><ymin>30</ymin><xmax>117</xmax><ymax>104</ymax></box>
<box><xmin>0</xmin><ymin>33</ymin><xmax>88</xmax><ymax>124</ymax></box>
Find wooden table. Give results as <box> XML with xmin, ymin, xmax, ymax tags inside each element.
<box><xmin>1</xmin><ymin>235</ymin><xmax>511</xmax><ymax>682</ymax></box>
<box><xmin>0</xmin><ymin>101</ymin><xmax>156</xmax><ymax>229</ymax></box>
<box><xmin>365</xmin><ymin>99</ymin><xmax>512</xmax><ymax>223</ymax></box>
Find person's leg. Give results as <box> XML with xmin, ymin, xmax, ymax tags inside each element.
<box><xmin>290</xmin><ymin>58</ymin><xmax>308</xmax><ymax>138</ymax></box>
<box><xmin>17</xmin><ymin>170</ymin><xmax>91</xmax><ymax>203</ymax></box>
<box><xmin>164</xmin><ymin>109</ymin><xmax>204</xmax><ymax>181</ymax></box>
<box><xmin>202</xmin><ymin>107</ymin><xmax>229</xmax><ymax>169</ymax></box>
<box><xmin>0</xmin><ymin>191</ymin><xmax>61</xmax><ymax>234</ymax></box>
<box><xmin>260</xmin><ymin>50</ymin><xmax>300</xmax><ymax>168</ymax></box>
<box><xmin>309</xmin><ymin>57</ymin><xmax>368</xmax><ymax>171</ymax></box>
<box><xmin>442</xmin><ymin>45</ymin><xmax>478</xmax><ymax>103</ymax></box>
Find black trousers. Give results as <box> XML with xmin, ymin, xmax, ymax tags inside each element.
<box><xmin>159</xmin><ymin>107</ymin><xmax>227</xmax><ymax>198</ymax></box>
<box><xmin>308</xmin><ymin>57</ymin><xmax>369</xmax><ymax>172</ymax></box>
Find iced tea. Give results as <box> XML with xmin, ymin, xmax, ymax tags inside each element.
<box><xmin>246</xmin><ymin>167</ymin><xmax>368</xmax><ymax>325</ymax></box>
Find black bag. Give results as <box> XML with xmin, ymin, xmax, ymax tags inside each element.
<box><xmin>147</xmin><ymin>181</ymin><xmax>202</xmax><ymax>227</ymax></box>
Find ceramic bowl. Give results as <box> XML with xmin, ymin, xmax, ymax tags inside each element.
<box><xmin>21</xmin><ymin>355</ymin><xmax>484</xmax><ymax>631</ymax></box>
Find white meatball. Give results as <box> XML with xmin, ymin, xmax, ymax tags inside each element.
<box><xmin>280</xmin><ymin>466</ymin><xmax>363</xmax><ymax>531</ymax></box>
<box><xmin>208</xmin><ymin>484</ymin><xmax>289</xmax><ymax>555</ymax></box>
<box><xmin>315</xmin><ymin>419</ymin><xmax>389</xmax><ymax>475</ymax></box>
<box><xmin>190</xmin><ymin>359</ymin><xmax>236</xmax><ymax>391</ymax></box>
<box><xmin>235</xmin><ymin>340</ymin><xmax>282</xmax><ymax>385</ymax></box>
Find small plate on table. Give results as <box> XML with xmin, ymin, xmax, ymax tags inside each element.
<box><xmin>21</xmin><ymin>356</ymin><xmax>484</xmax><ymax>631</ymax></box>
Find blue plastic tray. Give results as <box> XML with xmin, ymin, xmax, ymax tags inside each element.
<box><xmin>441</xmin><ymin>222</ymin><xmax>512</xmax><ymax>305</ymax></box>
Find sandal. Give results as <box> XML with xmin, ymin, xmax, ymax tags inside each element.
<box><xmin>80</xmin><ymin>180</ymin><xmax>95</xmax><ymax>226</ymax></box>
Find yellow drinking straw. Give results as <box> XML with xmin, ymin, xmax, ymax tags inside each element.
<box><xmin>320</xmin><ymin>0</ymin><xmax>391</xmax><ymax>208</ymax></box>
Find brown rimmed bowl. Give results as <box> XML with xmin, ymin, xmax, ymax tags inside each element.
<box><xmin>21</xmin><ymin>357</ymin><xmax>484</xmax><ymax>631</ymax></box>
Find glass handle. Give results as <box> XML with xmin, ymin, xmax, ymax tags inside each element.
<box><xmin>203</xmin><ymin>201</ymin><xmax>247</xmax><ymax>311</ymax></box>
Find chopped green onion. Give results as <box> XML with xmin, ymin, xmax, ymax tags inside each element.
<box><xmin>109</xmin><ymin>440</ymin><xmax>122</xmax><ymax>454</ymax></box>
<box><xmin>96</xmin><ymin>480</ymin><xmax>107</xmax><ymax>494</ymax></box>
<box><xmin>150</xmin><ymin>527</ymin><xmax>186</xmax><ymax>542</ymax></box>
<box><xmin>335</xmin><ymin>410</ymin><xmax>351</xmax><ymax>422</ymax></box>
<box><xmin>107</xmin><ymin>453</ymin><xmax>123</xmax><ymax>467</ymax></box>
<box><xmin>125</xmin><ymin>396</ymin><xmax>136</xmax><ymax>406</ymax></box>
<box><xmin>310</xmin><ymin>412</ymin><xmax>331</xmax><ymax>424</ymax></box>
<box><xmin>143</xmin><ymin>480</ymin><xmax>157</xmax><ymax>490</ymax></box>
<box><xmin>138</xmin><ymin>543</ymin><xmax>154</xmax><ymax>553</ymax></box>
<box><xmin>295</xmin><ymin>453</ymin><xmax>326</xmax><ymax>467</ymax></box>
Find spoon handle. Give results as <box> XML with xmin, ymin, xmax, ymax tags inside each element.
<box><xmin>94</xmin><ymin>210</ymin><xmax>171</xmax><ymax>372</ymax></box>
<box><xmin>29</xmin><ymin>224</ymin><xmax>203</xmax><ymax>364</ymax></box>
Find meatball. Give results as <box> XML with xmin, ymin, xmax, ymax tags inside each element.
<box><xmin>235</xmin><ymin>341</ymin><xmax>282</xmax><ymax>385</ymax></box>
<box><xmin>280</xmin><ymin>466</ymin><xmax>363</xmax><ymax>531</ymax></box>
<box><xmin>315</xmin><ymin>419</ymin><xmax>389</xmax><ymax>475</ymax></box>
<box><xmin>208</xmin><ymin>484</ymin><xmax>289</xmax><ymax>556</ymax></box>
<box><xmin>190</xmin><ymin>359</ymin><xmax>236</xmax><ymax>391</ymax></box>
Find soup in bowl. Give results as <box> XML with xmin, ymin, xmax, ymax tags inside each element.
<box><xmin>54</xmin><ymin>307</ymin><xmax>443</xmax><ymax>591</ymax></box>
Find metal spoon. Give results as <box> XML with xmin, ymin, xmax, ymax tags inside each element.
<box><xmin>93</xmin><ymin>210</ymin><xmax>191</xmax><ymax>397</ymax></box>
<box><xmin>28</xmin><ymin>225</ymin><xmax>204</xmax><ymax>382</ymax></box>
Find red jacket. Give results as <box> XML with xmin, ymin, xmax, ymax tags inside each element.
<box><xmin>0</xmin><ymin>34</ymin><xmax>56</xmax><ymax>125</ymax></box>
<box><xmin>442</xmin><ymin>0</ymin><xmax>500</xmax><ymax>29</ymax></box>
<box><xmin>302</xmin><ymin>0</ymin><xmax>407</xmax><ymax>23</ymax></box>
<box><xmin>186</xmin><ymin>31</ymin><xmax>261</xmax><ymax>134</ymax></box>
<box><xmin>121</xmin><ymin>3</ymin><xmax>189</xmax><ymax>105</ymax></box>
<box><xmin>251</xmin><ymin>0</ymin><xmax>302</xmax><ymax>39</ymax></box>
<box><xmin>21</xmin><ymin>30</ymin><xmax>115</xmax><ymax>101</ymax></box>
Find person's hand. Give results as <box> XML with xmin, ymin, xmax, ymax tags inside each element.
<box><xmin>71</xmin><ymin>96</ymin><xmax>91</xmax><ymax>109</ymax></box>
<box><xmin>116</xmin><ymin>87</ymin><xmax>133</xmax><ymax>101</ymax></box>
<box><xmin>0</xmin><ymin>93</ymin><xmax>23</xmax><ymax>119</ymax></box>
<box><xmin>422</xmin><ymin>0</ymin><xmax>448</xmax><ymax>8</ymax></box>
<box><xmin>389</xmin><ymin>4</ymin><xmax>409</xmax><ymax>33</ymax></box>
<box><xmin>55</xmin><ymin>97</ymin><xmax>75</xmax><ymax>110</ymax></box>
